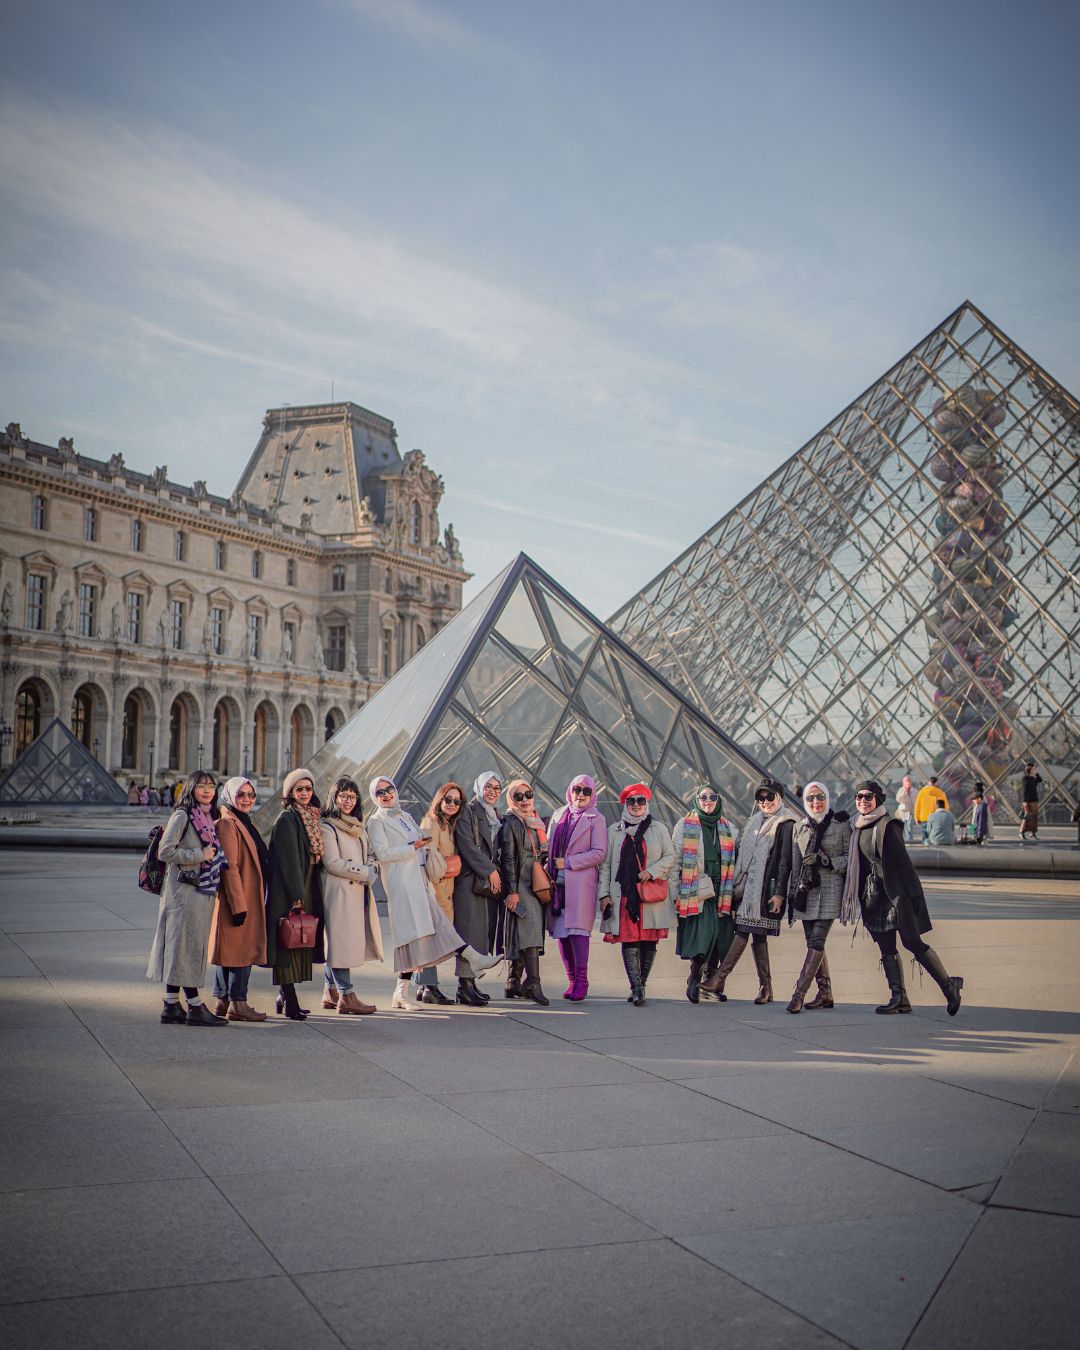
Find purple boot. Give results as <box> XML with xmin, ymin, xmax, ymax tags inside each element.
<box><xmin>568</xmin><ymin>934</ymin><xmax>590</xmax><ymax>1001</ymax></box>
<box><xmin>557</xmin><ymin>937</ymin><xmax>576</xmax><ymax>999</ymax></box>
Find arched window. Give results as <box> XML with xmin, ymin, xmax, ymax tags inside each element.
<box><xmin>253</xmin><ymin>705</ymin><xmax>267</xmax><ymax>776</ymax></box>
<box><xmin>131</xmin><ymin>519</ymin><xmax>143</xmax><ymax>552</ymax></box>
<box><xmin>15</xmin><ymin>685</ymin><xmax>41</xmax><ymax>758</ymax></box>
<box><xmin>331</xmin><ymin>564</ymin><xmax>346</xmax><ymax>592</ymax></box>
<box><xmin>121</xmin><ymin>695</ymin><xmax>140</xmax><ymax>769</ymax></box>
<box><xmin>71</xmin><ymin>688</ymin><xmax>94</xmax><ymax>749</ymax></box>
<box><xmin>290</xmin><ymin>708</ymin><xmax>304</xmax><ymax>767</ymax></box>
<box><xmin>415</xmin><ymin>625</ymin><xmax>426</xmax><ymax>653</ymax></box>
<box><xmin>381</xmin><ymin>629</ymin><xmax>393</xmax><ymax>679</ymax></box>
<box><xmin>31</xmin><ymin>495</ymin><xmax>47</xmax><ymax>531</ymax></box>
<box><xmin>409</xmin><ymin>500</ymin><xmax>422</xmax><ymax>546</ymax></box>
<box><xmin>251</xmin><ymin>550</ymin><xmax>262</xmax><ymax>579</ymax></box>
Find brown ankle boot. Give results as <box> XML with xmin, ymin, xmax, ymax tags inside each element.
<box><xmin>804</xmin><ymin>954</ymin><xmax>834</xmax><ymax>1009</ymax></box>
<box><xmin>214</xmin><ymin>997</ymin><xmax>229</xmax><ymax>1018</ymax></box>
<box><xmin>227</xmin><ymin>1000</ymin><xmax>268</xmax><ymax>1022</ymax></box>
<box><xmin>699</xmin><ymin>934</ymin><xmax>748</xmax><ymax>996</ymax></box>
<box><xmin>786</xmin><ymin>949</ymin><xmax>824</xmax><ymax>1014</ymax></box>
<box><xmin>322</xmin><ymin>986</ymin><xmax>340</xmax><ymax>1009</ymax></box>
<box><xmin>752</xmin><ymin>939</ymin><xmax>773</xmax><ymax>1004</ymax></box>
<box><xmin>338</xmin><ymin>991</ymin><xmax>377</xmax><ymax>1015</ymax></box>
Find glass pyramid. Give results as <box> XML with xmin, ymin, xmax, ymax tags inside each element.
<box><xmin>0</xmin><ymin>718</ymin><xmax>128</xmax><ymax>805</ymax></box>
<box><xmin>271</xmin><ymin>553</ymin><xmax>773</xmax><ymax>825</ymax></box>
<box><xmin>610</xmin><ymin>302</ymin><xmax>1080</xmax><ymax>822</ymax></box>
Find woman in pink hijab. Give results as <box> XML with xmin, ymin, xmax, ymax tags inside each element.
<box><xmin>546</xmin><ymin>774</ymin><xmax>608</xmax><ymax>999</ymax></box>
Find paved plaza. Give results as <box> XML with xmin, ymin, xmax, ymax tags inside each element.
<box><xmin>0</xmin><ymin>850</ymin><xmax>1078</xmax><ymax>1350</ymax></box>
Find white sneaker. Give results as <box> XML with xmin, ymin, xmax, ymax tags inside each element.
<box><xmin>391</xmin><ymin>979</ymin><xmax>418</xmax><ymax>1010</ymax></box>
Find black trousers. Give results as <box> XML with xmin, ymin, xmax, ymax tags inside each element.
<box><xmin>870</xmin><ymin>895</ymin><xmax>929</xmax><ymax>959</ymax></box>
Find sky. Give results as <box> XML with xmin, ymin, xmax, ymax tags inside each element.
<box><xmin>2</xmin><ymin>0</ymin><xmax>1078</xmax><ymax>617</ymax></box>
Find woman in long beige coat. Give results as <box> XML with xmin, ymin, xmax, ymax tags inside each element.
<box><xmin>416</xmin><ymin>781</ymin><xmax>469</xmax><ymax>1006</ymax></box>
<box><xmin>319</xmin><ymin>777</ymin><xmax>382</xmax><ymax>1016</ymax></box>
<box><xmin>209</xmin><ymin>776</ymin><xmax>269</xmax><ymax>1023</ymax></box>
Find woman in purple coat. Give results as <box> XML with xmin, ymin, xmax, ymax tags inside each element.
<box><xmin>547</xmin><ymin>774</ymin><xmax>608</xmax><ymax>1000</ymax></box>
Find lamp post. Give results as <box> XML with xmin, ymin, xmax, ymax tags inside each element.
<box><xmin>148</xmin><ymin>739</ymin><xmax>156</xmax><ymax>786</ymax></box>
<box><xmin>92</xmin><ymin>736</ymin><xmax>100</xmax><ymax>761</ymax></box>
<box><xmin>243</xmin><ymin>743</ymin><xmax>250</xmax><ymax>776</ymax></box>
<box><xmin>284</xmin><ymin>745</ymin><xmax>292</xmax><ymax>773</ymax></box>
<box><xmin>197</xmin><ymin>742</ymin><xmax>204</xmax><ymax>769</ymax></box>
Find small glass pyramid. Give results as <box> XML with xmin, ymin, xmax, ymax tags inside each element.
<box><xmin>610</xmin><ymin>302</ymin><xmax>1080</xmax><ymax>820</ymax></box>
<box><xmin>0</xmin><ymin>718</ymin><xmax>128</xmax><ymax>805</ymax></box>
<box><xmin>275</xmin><ymin>553</ymin><xmax>772</xmax><ymax>823</ymax></box>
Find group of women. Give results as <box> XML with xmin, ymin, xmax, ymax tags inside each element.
<box><xmin>146</xmin><ymin>766</ymin><xmax>964</xmax><ymax>1024</ymax></box>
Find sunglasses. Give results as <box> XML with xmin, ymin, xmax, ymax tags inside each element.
<box><xmin>235</xmin><ymin>790</ymin><xmax>256</xmax><ymax>800</ymax></box>
<box><xmin>441</xmin><ymin>795</ymin><xmax>462</xmax><ymax>807</ymax></box>
<box><xmin>626</xmin><ymin>796</ymin><xmax>648</xmax><ymax>807</ymax></box>
<box><xmin>805</xmin><ymin>793</ymin><xmax>826</xmax><ymax>803</ymax></box>
<box><xmin>755</xmin><ymin>792</ymin><xmax>778</xmax><ymax>803</ymax></box>
<box><xmin>512</xmin><ymin>790</ymin><xmax>534</xmax><ymax>802</ymax></box>
<box><xmin>571</xmin><ymin>786</ymin><xmax>593</xmax><ymax>797</ymax></box>
<box><xmin>854</xmin><ymin>791</ymin><xmax>877</xmax><ymax>802</ymax></box>
<box><xmin>698</xmin><ymin>792</ymin><xmax>718</xmax><ymax>802</ymax></box>
<box><xmin>293</xmin><ymin>784</ymin><xmax>313</xmax><ymax>793</ymax></box>
<box><xmin>374</xmin><ymin>786</ymin><xmax>396</xmax><ymax>798</ymax></box>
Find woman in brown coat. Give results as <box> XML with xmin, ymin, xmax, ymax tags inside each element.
<box><xmin>210</xmin><ymin>776</ymin><xmax>269</xmax><ymax>1022</ymax></box>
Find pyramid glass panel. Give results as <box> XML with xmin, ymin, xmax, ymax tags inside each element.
<box><xmin>0</xmin><ymin>719</ymin><xmax>128</xmax><ymax>805</ymax></box>
<box><xmin>271</xmin><ymin>555</ymin><xmax>773</xmax><ymax>831</ymax></box>
<box><xmin>610</xmin><ymin>303</ymin><xmax>1080</xmax><ymax>822</ymax></box>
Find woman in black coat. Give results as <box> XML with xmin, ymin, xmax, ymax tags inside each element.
<box><xmin>265</xmin><ymin>769</ymin><xmax>326</xmax><ymax>1020</ymax></box>
<box><xmin>842</xmin><ymin>779</ymin><xmax>963</xmax><ymax>1015</ymax></box>
<box><xmin>451</xmin><ymin>771</ymin><xmax>505</xmax><ymax>1006</ymax></box>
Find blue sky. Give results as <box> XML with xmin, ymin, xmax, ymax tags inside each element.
<box><xmin>3</xmin><ymin>0</ymin><xmax>1077</xmax><ymax>615</ymax></box>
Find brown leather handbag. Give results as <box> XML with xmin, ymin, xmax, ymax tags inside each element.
<box><xmin>277</xmin><ymin>904</ymin><xmax>318</xmax><ymax>949</ymax></box>
<box><xmin>444</xmin><ymin>853</ymin><xmax>462</xmax><ymax>879</ymax></box>
<box><xmin>528</xmin><ymin>830</ymin><xmax>553</xmax><ymax>904</ymax></box>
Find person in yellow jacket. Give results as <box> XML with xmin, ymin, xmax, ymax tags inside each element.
<box><xmin>914</xmin><ymin>776</ymin><xmax>948</xmax><ymax>843</ymax></box>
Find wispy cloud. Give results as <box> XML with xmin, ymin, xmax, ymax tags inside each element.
<box><xmin>470</xmin><ymin>494</ymin><xmax>680</xmax><ymax>554</ymax></box>
<box><xmin>322</xmin><ymin>0</ymin><xmax>519</xmax><ymax>66</ymax></box>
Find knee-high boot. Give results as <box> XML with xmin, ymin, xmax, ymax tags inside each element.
<box><xmin>569</xmin><ymin>934</ymin><xmax>590</xmax><ymax>1000</ymax></box>
<box><xmin>786</xmin><ymin>949</ymin><xmax>824</xmax><ymax>1014</ymax></box>
<box><xmin>875</xmin><ymin>954</ymin><xmax>911</xmax><ymax>1014</ymax></box>
<box><xmin>804</xmin><ymin>953</ymin><xmax>834</xmax><ymax>1010</ymax></box>
<box><xmin>504</xmin><ymin>957</ymin><xmax>525</xmax><ymax>999</ymax></box>
<box><xmin>639</xmin><ymin>942</ymin><xmax>657</xmax><ymax>990</ymax></box>
<box><xmin>557</xmin><ymin>937</ymin><xmax>576</xmax><ymax>999</ymax></box>
<box><xmin>622</xmin><ymin>944</ymin><xmax>645</xmax><ymax>1006</ymax></box>
<box><xmin>686</xmin><ymin>953</ymin><xmax>705</xmax><ymax>1004</ymax></box>
<box><xmin>521</xmin><ymin>948</ymin><xmax>548</xmax><ymax>1006</ymax></box>
<box><xmin>751</xmin><ymin>939</ymin><xmax>773</xmax><ymax>1004</ymax></box>
<box><xmin>915</xmin><ymin>946</ymin><xmax>964</xmax><ymax>1016</ymax></box>
<box><xmin>699</xmin><ymin>933</ymin><xmax>748</xmax><ymax>997</ymax></box>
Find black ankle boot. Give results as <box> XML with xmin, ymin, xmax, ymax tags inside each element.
<box><xmin>278</xmin><ymin>984</ymin><xmax>309</xmax><ymax>1020</ymax></box>
<box><xmin>504</xmin><ymin>958</ymin><xmax>525</xmax><ymax>999</ymax></box>
<box><xmin>160</xmin><ymin>1000</ymin><xmax>187</xmax><ymax>1024</ymax></box>
<box><xmin>686</xmin><ymin>954</ymin><xmax>705</xmax><ymax>1004</ymax></box>
<box><xmin>875</xmin><ymin>955</ymin><xmax>912</xmax><ymax>1014</ymax></box>
<box><xmin>417</xmin><ymin>984</ymin><xmax>453</xmax><ymax>1005</ymax></box>
<box><xmin>455</xmin><ymin>978</ymin><xmax>486</xmax><ymax>1007</ymax></box>
<box><xmin>521</xmin><ymin>949</ymin><xmax>548</xmax><ymax>1006</ymax></box>
<box><xmin>186</xmin><ymin>1001</ymin><xmax>228</xmax><ymax>1027</ymax></box>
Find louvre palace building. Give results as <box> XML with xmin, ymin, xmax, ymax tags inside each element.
<box><xmin>0</xmin><ymin>403</ymin><xmax>468</xmax><ymax>789</ymax></box>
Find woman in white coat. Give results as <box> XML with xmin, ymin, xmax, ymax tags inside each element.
<box><xmin>319</xmin><ymin>777</ymin><xmax>383</xmax><ymax>1016</ymax></box>
<box><xmin>366</xmin><ymin>776</ymin><xmax>498</xmax><ymax>1010</ymax></box>
<box><xmin>598</xmin><ymin>783</ymin><xmax>676</xmax><ymax>1005</ymax></box>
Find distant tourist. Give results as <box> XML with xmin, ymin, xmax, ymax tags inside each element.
<box><xmin>146</xmin><ymin>770</ymin><xmax>228</xmax><ymax>1027</ymax></box>
<box><xmin>842</xmin><ymin>780</ymin><xmax>963</xmax><ymax>1016</ymax></box>
<box><xmin>914</xmin><ymin>776</ymin><xmax>948</xmax><ymax>843</ymax></box>
<box><xmin>1020</xmin><ymin>762</ymin><xmax>1042</xmax><ymax>840</ymax></box>
<box><xmin>925</xmin><ymin>798</ymin><xmax>957</xmax><ymax>846</ymax></box>
<box><xmin>895</xmin><ymin>774</ymin><xmax>916</xmax><ymax>842</ymax></box>
<box><xmin>971</xmin><ymin>792</ymin><xmax>989</xmax><ymax>846</ymax></box>
<box><xmin>127</xmin><ymin>780</ymin><xmax>139</xmax><ymax>807</ymax></box>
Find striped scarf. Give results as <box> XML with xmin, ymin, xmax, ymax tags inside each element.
<box><xmin>676</xmin><ymin>812</ymin><xmax>736</xmax><ymax>917</ymax></box>
<box><xmin>189</xmin><ymin>806</ymin><xmax>226</xmax><ymax>897</ymax></box>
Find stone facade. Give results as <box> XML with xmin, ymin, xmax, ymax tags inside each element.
<box><xmin>0</xmin><ymin>403</ymin><xmax>468</xmax><ymax>790</ymax></box>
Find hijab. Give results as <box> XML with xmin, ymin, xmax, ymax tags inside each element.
<box><xmin>370</xmin><ymin>775</ymin><xmax>420</xmax><ymax>842</ymax></box>
<box><xmin>220</xmin><ymin>775</ymin><xmax>269</xmax><ymax>875</ymax></box>
<box><xmin>803</xmin><ymin>781</ymin><xmax>830</xmax><ymax>821</ymax></box>
<box><xmin>694</xmin><ymin>784</ymin><xmax>724</xmax><ymax>874</ymax></box>
<box><xmin>472</xmin><ymin>769</ymin><xmax>502</xmax><ymax>842</ymax></box>
<box><xmin>505</xmin><ymin>779</ymin><xmax>546</xmax><ymax>836</ymax></box>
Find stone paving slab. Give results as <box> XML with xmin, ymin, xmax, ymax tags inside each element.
<box><xmin>0</xmin><ymin>848</ymin><xmax>1078</xmax><ymax>1349</ymax></box>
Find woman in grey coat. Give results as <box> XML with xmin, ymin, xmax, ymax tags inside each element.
<box><xmin>452</xmin><ymin>770</ymin><xmax>505</xmax><ymax>1006</ymax></box>
<box><xmin>146</xmin><ymin>770</ymin><xmax>229</xmax><ymax>1027</ymax></box>
<box><xmin>785</xmin><ymin>781</ymin><xmax>850</xmax><ymax>1013</ymax></box>
<box><xmin>498</xmin><ymin>778</ymin><xmax>550</xmax><ymax>1005</ymax></box>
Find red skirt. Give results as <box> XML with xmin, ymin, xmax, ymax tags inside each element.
<box><xmin>603</xmin><ymin>895</ymin><xmax>668</xmax><ymax>944</ymax></box>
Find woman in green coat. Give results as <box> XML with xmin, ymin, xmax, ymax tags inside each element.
<box><xmin>265</xmin><ymin>768</ymin><xmax>326</xmax><ymax>1020</ymax></box>
<box><xmin>670</xmin><ymin>784</ymin><xmax>738</xmax><ymax>1003</ymax></box>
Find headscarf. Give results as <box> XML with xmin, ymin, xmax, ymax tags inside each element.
<box><xmin>802</xmin><ymin>781</ymin><xmax>830</xmax><ymax>821</ymax></box>
<box><xmin>472</xmin><ymin>769</ymin><xmax>502</xmax><ymax>842</ymax></box>
<box><xmin>220</xmin><ymin>775</ymin><xmax>269</xmax><ymax>876</ymax></box>
<box><xmin>615</xmin><ymin>784</ymin><xmax>653</xmax><ymax>923</ymax></box>
<box><xmin>505</xmin><ymin>779</ymin><xmax>546</xmax><ymax>837</ymax></box>
<box><xmin>694</xmin><ymin>784</ymin><xmax>724</xmax><ymax>875</ymax></box>
<box><xmin>371</xmin><ymin>775</ymin><xmax>422</xmax><ymax>852</ymax></box>
<box><xmin>793</xmin><ymin>781</ymin><xmax>832</xmax><ymax>914</ymax></box>
<box><xmin>369</xmin><ymin>775</ymin><xmax>399</xmax><ymax>813</ymax></box>
<box><xmin>840</xmin><ymin>782</ymin><xmax>889</xmax><ymax>924</ymax></box>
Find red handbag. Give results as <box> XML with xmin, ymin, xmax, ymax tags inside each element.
<box><xmin>277</xmin><ymin>904</ymin><xmax>318</xmax><ymax>950</ymax></box>
<box><xmin>639</xmin><ymin>877</ymin><xmax>668</xmax><ymax>904</ymax></box>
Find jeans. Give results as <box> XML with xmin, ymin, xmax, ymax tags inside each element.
<box><xmin>212</xmin><ymin>965</ymin><xmax>251</xmax><ymax>1001</ymax></box>
<box><xmin>802</xmin><ymin>919</ymin><xmax>833</xmax><ymax>951</ymax></box>
<box><xmin>902</xmin><ymin>815</ymin><xmax>915</xmax><ymax>843</ymax></box>
<box><xmin>324</xmin><ymin>966</ymin><xmax>354</xmax><ymax>995</ymax></box>
<box><xmin>415</xmin><ymin>967</ymin><xmax>438</xmax><ymax>988</ymax></box>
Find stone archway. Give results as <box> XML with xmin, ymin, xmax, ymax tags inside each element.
<box><xmin>212</xmin><ymin>694</ymin><xmax>242</xmax><ymax>778</ymax></box>
<box><xmin>71</xmin><ymin>681</ymin><xmax>109</xmax><ymax>759</ymax></box>
<box><xmin>14</xmin><ymin>676</ymin><xmax>56</xmax><ymax>759</ymax></box>
<box><xmin>252</xmin><ymin>699</ymin><xmax>280</xmax><ymax>781</ymax></box>
<box><xmin>120</xmin><ymin>686</ymin><xmax>157</xmax><ymax>778</ymax></box>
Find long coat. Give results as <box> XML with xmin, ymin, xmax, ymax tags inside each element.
<box><xmin>419</xmin><ymin>812</ymin><xmax>456</xmax><ymax>920</ymax></box>
<box><xmin>598</xmin><ymin>818</ymin><xmax>677</xmax><ymax>935</ymax></box>
<box><xmin>855</xmin><ymin>816</ymin><xmax>932</xmax><ymax>937</ymax></box>
<box><xmin>265</xmin><ymin>807</ymin><xmax>326</xmax><ymax>968</ymax></box>
<box><xmin>209</xmin><ymin>807</ymin><xmax>268</xmax><ymax>967</ymax></box>
<box><xmin>319</xmin><ymin>818</ymin><xmax>384</xmax><ymax>967</ymax></box>
<box><xmin>453</xmin><ymin>798</ymin><xmax>503</xmax><ymax>955</ymax></box>
<box><xmin>787</xmin><ymin>812</ymin><xmax>850</xmax><ymax>923</ymax></box>
<box><xmin>146</xmin><ymin>808</ymin><xmax>214</xmax><ymax>987</ymax></box>
<box><xmin>367</xmin><ymin>810</ymin><xmax>441</xmax><ymax>951</ymax></box>
<box><xmin>546</xmin><ymin>804</ymin><xmax>607</xmax><ymax>932</ymax></box>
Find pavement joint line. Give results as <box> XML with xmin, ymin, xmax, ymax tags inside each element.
<box><xmin>2</xmin><ymin>929</ymin><xmax>352</xmax><ymax>1350</ymax></box>
<box><xmin>901</xmin><ymin>1203</ymin><xmax>994</xmax><ymax>1350</ymax></box>
<box><xmin>919</xmin><ymin>1073</ymin><xmax>1053</xmax><ymax>1112</ymax></box>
